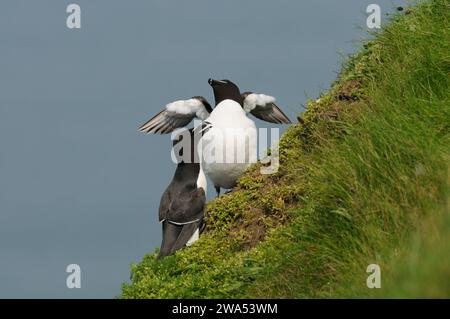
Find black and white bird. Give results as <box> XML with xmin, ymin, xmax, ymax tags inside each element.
<box><xmin>157</xmin><ymin>129</ymin><xmax>207</xmax><ymax>259</ymax></box>
<box><xmin>139</xmin><ymin>78</ymin><xmax>291</xmax><ymax>196</ymax></box>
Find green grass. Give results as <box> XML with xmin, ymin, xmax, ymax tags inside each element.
<box><xmin>121</xmin><ymin>0</ymin><xmax>450</xmax><ymax>298</ymax></box>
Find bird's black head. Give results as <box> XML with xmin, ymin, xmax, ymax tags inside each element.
<box><xmin>208</xmin><ymin>78</ymin><xmax>243</xmax><ymax>106</ymax></box>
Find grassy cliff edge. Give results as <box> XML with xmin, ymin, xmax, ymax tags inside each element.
<box><xmin>122</xmin><ymin>0</ymin><xmax>450</xmax><ymax>298</ymax></box>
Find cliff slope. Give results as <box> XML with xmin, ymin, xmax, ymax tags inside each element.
<box><xmin>122</xmin><ymin>0</ymin><xmax>450</xmax><ymax>298</ymax></box>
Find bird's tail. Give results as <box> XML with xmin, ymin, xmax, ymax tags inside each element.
<box><xmin>157</xmin><ymin>220</ymin><xmax>201</xmax><ymax>259</ymax></box>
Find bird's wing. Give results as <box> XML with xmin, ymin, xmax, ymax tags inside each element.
<box><xmin>242</xmin><ymin>92</ymin><xmax>291</xmax><ymax>124</ymax></box>
<box><xmin>166</xmin><ymin>187</ymin><xmax>206</xmax><ymax>225</ymax></box>
<box><xmin>158</xmin><ymin>188</ymin><xmax>171</xmax><ymax>222</ymax></box>
<box><xmin>139</xmin><ymin>97</ymin><xmax>212</xmax><ymax>134</ymax></box>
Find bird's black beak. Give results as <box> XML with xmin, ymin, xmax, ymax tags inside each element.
<box><xmin>208</xmin><ymin>78</ymin><xmax>225</xmax><ymax>86</ymax></box>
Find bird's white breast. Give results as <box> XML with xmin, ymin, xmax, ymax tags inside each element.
<box><xmin>206</xmin><ymin>100</ymin><xmax>249</xmax><ymax>128</ymax></box>
<box><xmin>200</xmin><ymin>99</ymin><xmax>257</xmax><ymax>189</ymax></box>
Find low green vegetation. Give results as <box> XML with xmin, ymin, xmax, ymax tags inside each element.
<box><xmin>121</xmin><ymin>0</ymin><xmax>450</xmax><ymax>298</ymax></box>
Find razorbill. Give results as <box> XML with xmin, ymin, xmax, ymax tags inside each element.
<box><xmin>201</xmin><ymin>79</ymin><xmax>291</xmax><ymax>195</ymax></box>
<box><xmin>138</xmin><ymin>78</ymin><xmax>291</xmax><ymax>196</ymax></box>
<box><xmin>157</xmin><ymin>128</ymin><xmax>207</xmax><ymax>259</ymax></box>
